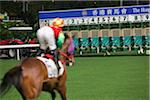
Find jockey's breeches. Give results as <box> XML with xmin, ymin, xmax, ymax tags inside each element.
<box><xmin>37</xmin><ymin>26</ymin><xmax>56</xmax><ymax>50</ymax></box>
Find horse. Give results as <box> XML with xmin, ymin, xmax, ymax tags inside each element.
<box><xmin>0</xmin><ymin>33</ymin><xmax>73</xmax><ymax>100</ymax></box>
<box><xmin>64</xmin><ymin>33</ymin><xmax>75</xmax><ymax>66</ymax></box>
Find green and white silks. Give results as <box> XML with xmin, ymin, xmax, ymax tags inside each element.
<box><xmin>57</xmin><ymin>32</ymin><xmax>65</xmax><ymax>48</ymax></box>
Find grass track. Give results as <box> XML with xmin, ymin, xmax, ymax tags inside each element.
<box><xmin>0</xmin><ymin>56</ymin><xmax>149</xmax><ymax>100</ymax></box>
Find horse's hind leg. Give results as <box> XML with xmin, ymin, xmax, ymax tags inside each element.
<box><xmin>18</xmin><ymin>85</ymin><xmax>37</xmax><ymax>100</ymax></box>
<box><xmin>20</xmin><ymin>77</ymin><xmax>42</xmax><ymax>100</ymax></box>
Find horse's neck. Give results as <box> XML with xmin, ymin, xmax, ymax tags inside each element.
<box><xmin>59</xmin><ymin>36</ymin><xmax>71</xmax><ymax>64</ymax></box>
<box><xmin>59</xmin><ymin>52</ymin><xmax>67</xmax><ymax>65</ymax></box>
<box><xmin>59</xmin><ymin>44</ymin><xmax>69</xmax><ymax>64</ymax></box>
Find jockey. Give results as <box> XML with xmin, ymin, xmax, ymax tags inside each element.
<box><xmin>36</xmin><ymin>18</ymin><xmax>65</xmax><ymax>71</ymax></box>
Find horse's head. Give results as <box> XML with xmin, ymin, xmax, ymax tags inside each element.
<box><xmin>61</xmin><ymin>32</ymin><xmax>73</xmax><ymax>52</ymax></box>
<box><xmin>59</xmin><ymin>32</ymin><xmax>75</xmax><ymax>63</ymax></box>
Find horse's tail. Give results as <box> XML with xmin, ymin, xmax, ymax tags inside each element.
<box><xmin>0</xmin><ymin>66</ymin><xmax>22</xmax><ymax>96</ymax></box>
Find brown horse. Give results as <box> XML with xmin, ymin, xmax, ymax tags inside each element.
<box><xmin>0</xmin><ymin>33</ymin><xmax>72</xmax><ymax>100</ymax></box>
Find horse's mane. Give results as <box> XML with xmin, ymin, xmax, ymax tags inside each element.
<box><xmin>64</xmin><ymin>33</ymin><xmax>70</xmax><ymax>42</ymax></box>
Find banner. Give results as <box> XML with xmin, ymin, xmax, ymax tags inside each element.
<box><xmin>39</xmin><ymin>5</ymin><xmax>150</xmax><ymax>27</ymax></box>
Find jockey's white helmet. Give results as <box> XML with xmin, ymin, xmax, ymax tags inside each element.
<box><xmin>52</xmin><ymin>18</ymin><xmax>64</xmax><ymax>28</ymax></box>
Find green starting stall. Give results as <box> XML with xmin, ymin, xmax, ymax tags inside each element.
<box><xmin>38</xmin><ymin>5</ymin><xmax>150</xmax><ymax>55</ymax></box>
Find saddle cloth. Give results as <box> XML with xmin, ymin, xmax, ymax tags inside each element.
<box><xmin>37</xmin><ymin>57</ymin><xmax>64</xmax><ymax>78</ymax></box>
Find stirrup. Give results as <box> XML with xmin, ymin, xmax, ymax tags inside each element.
<box><xmin>56</xmin><ymin>62</ymin><xmax>61</xmax><ymax>74</ymax></box>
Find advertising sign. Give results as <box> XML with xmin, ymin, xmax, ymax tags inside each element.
<box><xmin>39</xmin><ymin>5</ymin><xmax>150</xmax><ymax>27</ymax></box>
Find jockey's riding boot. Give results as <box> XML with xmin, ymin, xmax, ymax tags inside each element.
<box><xmin>37</xmin><ymin>49</ymin><xmax>45</xmax><ymax>57</ymax></box>
<box><xmin>50</xmin><ymin>49</ymin><xmax>61</xmax><ymax>73</ymax></box>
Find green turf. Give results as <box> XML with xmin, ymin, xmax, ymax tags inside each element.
<box><xmin>0</xmin><ymin>56</ymin><xmax>149</xmax><ymax>100</ymax></box>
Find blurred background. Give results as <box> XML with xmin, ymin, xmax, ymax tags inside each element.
<box><xmin>0</xmin><ymin>0</ymin><xmax>149</xmax><ymax>58</ymax></box>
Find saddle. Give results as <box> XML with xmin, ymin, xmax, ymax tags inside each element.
<box><xmin>37</xmin><ymin>55</ymin><xmax>64</xmax><ymax>78</ymax></box>
<box><xmin>44</xmin><ymin>53</ymin><xmax>54</xmax><ymax>60</ymax></box>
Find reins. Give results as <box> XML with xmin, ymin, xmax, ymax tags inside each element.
<box><xmin>58</xmin><ymin>50</ymin><xmax>71</xmax><ymax>60</ymax></box>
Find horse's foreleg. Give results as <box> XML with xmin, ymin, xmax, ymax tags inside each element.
<box><xmin>50</xmin><ymin>91</ymin><xmax>56</xmax><ymax>100</ymax></box>
<box><xmin>57</xmin><ymin>85</ymin><xmax>67</xmax><ymax>100</ymax></box>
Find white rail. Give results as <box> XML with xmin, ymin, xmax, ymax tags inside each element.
<box><xmin>0</xmin><ymin>44</ymin><xmax>40</xmax><ymax>49</ymax></box>
<box><xmin>0</xmin><ymin>44</ymin><xmax>40</xmax><ymax>60</ymax></box>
